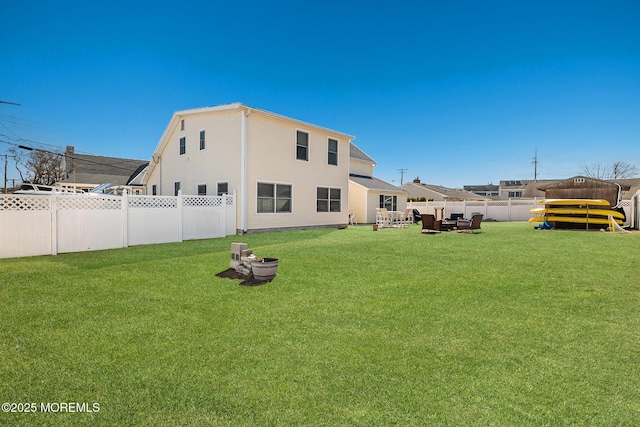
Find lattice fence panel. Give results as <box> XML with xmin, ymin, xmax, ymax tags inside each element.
<box><xmin>183</xmin><ymin>196</ymin><xmax>223</xmax><ymax>207</ymax></box>
<box><xmin>0</xmin><ymin>195</ymin><xmax>51</xmax><ymax>211</ymax></box>
<box><xmin>57</xmin><ymin>195</ymin><xmax>122</xmax><ymax>210</ymax></box>
<box><xmin>129</xmin><ymin>196</ymin><xmax>178</xmax><ymax>209</ymax></box>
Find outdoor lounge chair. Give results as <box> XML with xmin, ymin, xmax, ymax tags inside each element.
<box><xmin>457</xmin><ymin>214</ymin><xmax>483</xmax><ymax>233</ymax></box>
<box><xmin>421</xmin><ymin>214</ymin><xmax>441</xmax><ymax>234</ymax></box>
<box><xmin>376</xmin><ymin>208</ymin><xmax>391</xmax><ymax>228</ymax></box>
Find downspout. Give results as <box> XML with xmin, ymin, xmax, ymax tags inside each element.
<box><xmin>240</xmin><ymin>107</ymin><xmax>250</xmax><ymax>233</ymax></box>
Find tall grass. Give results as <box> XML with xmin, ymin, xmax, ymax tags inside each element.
<box><xmin>1</xmin><ymin>222</ymin><xmax>639</xmax><ymax>425</ymax></box>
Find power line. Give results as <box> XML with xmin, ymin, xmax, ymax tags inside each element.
<box><xmin>0</xmin><ymin>139</ymin><xmax>146</xmax><ymax>174</ymax></box>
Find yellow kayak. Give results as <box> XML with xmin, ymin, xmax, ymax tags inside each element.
<box><xmin>530</xmin><ymin>207</ymin><xmax>625</xmax><ymax>219</ymax></box>
<box><xmin>537</xmin><ymin>198</ymin><xmax>611</xmax><ymax>207</ymax></box>
<box><xmin>529</xmin><ymin>215</ymin><xmax>623</xmax><ymax>225</ymax></box>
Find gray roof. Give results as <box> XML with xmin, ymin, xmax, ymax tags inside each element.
<box><xmin>350</xmin><ymin>175</ymin><xmax>405</xmax><ymax>193</ymax></box>
<box><xmin>403</xmin><ymin>182</ymin><xmax>489</xmax><ymax>201</ymax></box>
<box><xmin>61</xmin><ymin>151</ymin><xmax>148</xmax><ymax>186</ymax></box>
<box><xmin>349</xmin><ymin>143</ymin><xmax>375</xmax><ymax>164</ymax></box>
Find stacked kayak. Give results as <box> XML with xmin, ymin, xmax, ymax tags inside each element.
<box><xmin>529</xmin><ymin>199</ymin><xmax>624</xmax><ymax>228</ymax></box>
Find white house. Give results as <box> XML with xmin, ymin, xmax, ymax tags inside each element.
<box><xmin>143</xmin><ymin>103</ymin><xmax>354</xmax><ymax>233</ymax></box>
<box><xmin>348</xmin><ymin>143</ymin><xmax>407</xmax><ymax>223</ymax></box>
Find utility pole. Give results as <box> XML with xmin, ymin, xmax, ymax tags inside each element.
<box><xmin>532</xmin><ymin>149</ymin><xmax>539</xmax><ymax>182</ymax></box>
<box><xmin>3</xmin><ymin>154</ymin><xmax>7</xmax><ymax>194</ymax></box>
<box><xmin>397</xmin><ymin>168</ymin><xmax>408</xmax><ymax>185</ymax></box>
<box><xmin>1</xmin><ymin>100</ymin><xmax>20</xmax><ymax>193</ymax></box>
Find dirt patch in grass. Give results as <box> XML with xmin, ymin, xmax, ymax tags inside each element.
<box><xmin>215</xmin><ymin>268</ymin><xmax>272</xmax><ymax>287</ymax></box>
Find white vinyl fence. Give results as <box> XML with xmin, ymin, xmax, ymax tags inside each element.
<box><xmin>409</xmin><ymin>198</ymin><xmax>633</xmax><ymax>225</ymax></box>
<box><xmin>633</xmin><ymin>190</ymin><xmax>640</xmax><ymax>230</ymax></box>
<box><xmin>0</xmin><ymin>191</ymin><xmax>236</xmax><ymax>259</ymax></box>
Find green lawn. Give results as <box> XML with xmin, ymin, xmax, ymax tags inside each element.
<box><xmin>1</xmin><ymin>222</ymin><xmax>639</xmax><ymax>426</ymax></box>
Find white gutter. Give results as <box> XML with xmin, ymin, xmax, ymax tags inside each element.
<box><xmin>240</xmin><ymin>107</ymin><xmax>250</xmax><ymax>233</ymax></box>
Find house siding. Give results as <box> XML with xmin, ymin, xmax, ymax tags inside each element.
<box><xmin>350</xmin><ymin>158</ymin><xmax>374</xmax><ymax>177</ymax></box>
<box><xmin>245</xmin><ymin>112</ymin><xmax>349</xmax><ymax>230</ymax></box>
<box><xmin>348</xmin><ymin>181</ymin><xmax>369</xmax><ymax>223</ymax></box>
<box><xmin>146</xmin><ymin>110</ymin><xmax>242</xmax><ymax>197</ymax></box>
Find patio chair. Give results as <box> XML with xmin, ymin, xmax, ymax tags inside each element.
<box><xmin>400</xmin><ymin>208</ymin><xmax>413</xmax><ymax>227</ymax></box>
<box><xmin>421</xmin><ymin>214</ymin><xmax>441</xmax><ymax>234</ymax></box>
<box><xmin>376</xmin><ymin>208</ymin><xmax>391</xmax><ymax>228</ymax></box>
<box><xmin>457</xmin><ymin>214</ymin><xmax>483</xmax><ymax>233</ymax></box>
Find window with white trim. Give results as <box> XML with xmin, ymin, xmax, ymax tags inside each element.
<box><xmin>317</xmin><ymin>187</ymin><xmax>341</xmax><ymax>212</ymax></box>
<box><xmin>152</xmin><ymin>184</ymin><xmax>157</xmax><ymax>195</ymax></box>
<box><xmin>257</xmin><ymin>182</ymin><xmax>292</xmax><ymax>213</ymax></box>
<box><xmin>328</xmin><ymin>138</ymin><xmax>338</xmax><ymax>166</ymax></box>
<box><xmin>379</xmin><ymin>194</ymin><xmax>397</xmax><ymax>211</ymax></box>
<box><xmin>296</xmin><ymin>130</ymin><xmax>309</xmax><ymax>161</ymax></box>
<box><xmin>217</xmin><ymin>182</ymin><xmax>229</xmax><ymax>196</ymax></box>
<box><xmin>174</xmin><ymin>182</ymin><xmax>181</xmax><ymax>196</ymax></box>
<box><xmin>179</xmin><ymin>137</ymin><xmax>186</xmax><ymax>155</ymax></box>
<box><xmin>199</xmin><ymin>130</ymin><xmax>206</xmax><ymax>150</ymax></box>
<box><xmin>197</xmin><ymin>184</ymin><xmax>207</xmax><ymax>195</ymax></box>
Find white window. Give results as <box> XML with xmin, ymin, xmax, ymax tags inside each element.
<box><xmin>152</xmin><ymin>184</ymin><xmax>157</xmax><ymax>195</ymax></box>
<box><xmin>180</xmin><ymin>119</ymin><xmax>185</xmax><ymax>131</ymax></box>
<box><xmin>217</xmin><ymin>182</ymin><xmax>229</xmax><ymax>196</ymax></box>
<box><xmin>257</xmin><ymin>182</ymin><xmax>292</xmax><ymax>213</ymax></box>
<box><xmin>174</xmin><ymin>182</ymin><xmax>180</xmax><ymax>196</ymax></box>
<box><xmin>508</xmin><ymin>191</ymin><xmax>522</xmax><ymax>198</ymax></box>
<box><xmin>296</xmin><ymin>130</ymin><xmax>309</xmax><ymax>161</ymax></box>
<box><xmin>379</xmin><ymin>194</ymin><xmax>397</xmax><ymax>211</ymax></box>
<box><xmin>199</xmin><ymin>130</ymin><xmax>206</xmax><ymax>150</ymax></box>
<box><xmin>179</xmin><ymin>137</ymin><xmax>186</xmax><ymax>155</ymax></box>
<box><xmin>328</xmin><ymin>138</ymin><xmax>338</xmax><ymax>166</ymax></box>
<box><xmin>197</xmin><ymin>184</ymin><xmax>207</xmax><ymax>195</ymax></box>
<box><xmin>317</xmin><ymin>187</ymin><xmax>341</xmax><ymax>212</ymax></box>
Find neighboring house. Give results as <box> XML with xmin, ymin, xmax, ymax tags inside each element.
<box><xmin>464</xmin><ymin>184</ymin><xmax>500</xmax><ymax>199</ymax></box>
<box><xmin>537</xmin><ymin>175</ymin><xmax>631</xmax><ymax>207</ymax></box>
<box><xmin>143</xmin><ymin>103</ymin><xmax>354</xmax><ymax>234</ymax></box>
<box><xmin>58</xmin><ymin>146</ymin><xmax>148</xmax><ymax>194</ymax></box>
<box><xmin>401</xmin><ymin>178</ymin><xmax>488</xmax><ymax>202</ymax></box>
<box><xmin>348</xmin><ymin>143</ymin><xmax>407</xmax><ymax>224</ymax></box>
<box><xmin>499</xmin><ymin>180</ymin><xmax>529</xmax><ymax>199</ymax></box>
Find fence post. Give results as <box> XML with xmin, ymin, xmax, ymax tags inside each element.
<box><xmin>50</xmin><ymin>193</ymin><xmax>58</xmax><ymax>256</ymax></box>
<box><xmin>122</xmin><ymin>190</ymin><xmax>129</xmax><ymax>248</ymax></box>
<box><xmin>178</xmin><ymin>190</ymin><xmax>183</xmax><ymax>242</ymax></box>
<box><xmin>508</xmin><ymin>198</ymin><xmax>512</xmax><ymax>221</ymax></box>
<box><xmin>221</xmin><ymin>194</ymin><xmax>227</xmax><ymax>236</ymax></box>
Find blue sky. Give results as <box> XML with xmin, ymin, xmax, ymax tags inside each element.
<box><xmin>1</xmin><ymin>1</ymin><xmax>639</xmax><ymax>188</ymax></box>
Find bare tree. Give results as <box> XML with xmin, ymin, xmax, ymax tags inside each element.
<box><xmin>9</xmin><ymin>147</ymin><xmax>65</xmax><ymax>186</ymax></box>
<box><xmin>580</xmin><ymin>161</ymin><xmax>639</xmax><ymax>180</ymax></box>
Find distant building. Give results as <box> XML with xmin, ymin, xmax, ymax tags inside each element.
<box><xmin>464</xmin><ymin>184</ymin><xmax>500</xmax><ymax>199</ymax></box>
<box><xmin>401</xmin><ymin>178</ymin><xmax>488</xmax><ymax>201</ymax></box>
<box><xmin>58</xmin><ymin>146</ymin><xmax>148</xmax><ymax>193</ymax></box>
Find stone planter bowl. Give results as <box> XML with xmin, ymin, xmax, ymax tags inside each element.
<box><xmin>251</xmin><ymin>258</ymin><xmax>279</xmax><ymax>281</ymax></box>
